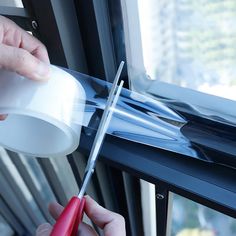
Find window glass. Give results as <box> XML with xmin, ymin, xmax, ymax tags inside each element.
<box><xmin>0</xmin><ymin>215</ymin><xmax>14</xmax><ymax>236</ymax></box>
<box><xmin>0</xmin><ymin>149</ymin><xmax>45</xmax><ymax>223</ymax></box>
<box><xmin>171</xmin><ymin>193</ymin><xmax>236</xmax><ymax>236</ymax></box>
<box><xmin>0</xmin><ymin>0</ymin><xmax>23</xmax><ymax>7</ymax></box>
<box><xmin>21</xmin><ymin>155</ymin><xmax>56</xmax><ymax>204</ymax></box>
<box><xmin>136</xmin><ymin>0</ymin><xmax>236</xmax><ymax>100</ymax></box>
<box><xmin>140</xmin><ymin>180</ymin><xmax>156</xmax><ymax>236</ymax></box>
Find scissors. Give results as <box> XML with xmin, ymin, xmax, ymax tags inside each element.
<box><xmin>50</xmin><ymin>62</ymin><xmax>124</xmax><ymax>236</ymax></box>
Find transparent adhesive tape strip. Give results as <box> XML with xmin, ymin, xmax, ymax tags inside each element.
<box><xmin>0</xmin><ymin>64</ymin><xmax>213</xmax><ymax>162</ymax></box>
<box><xmin>65</xmin><ymin>67</ymin><xmax>236</xmax><ymax>169</ymax></box>
<box><xmin>64</xmin><ymin>68</ymin><xmax>197</xmax><ymax>159</ymax></box>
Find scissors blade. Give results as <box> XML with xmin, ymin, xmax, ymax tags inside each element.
<box><xmin>78</xmin><ymin>62</ymin><xmax>124</xmax><ymax>198</ymax></box>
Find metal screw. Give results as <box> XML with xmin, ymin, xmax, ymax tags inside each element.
<box><xmin>156</xmin><ymin>193</ymin><xmax>165</xmax><ymax>200</ymax></box>
<box><xmin>31</xmin><ymin>20</ymin><xmax>38</xmax><ymax>30</ymax></box>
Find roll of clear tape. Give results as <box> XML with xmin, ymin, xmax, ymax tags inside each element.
<box><xmin>0</xmin><ymin>65</ymin><xmax>86</xmax><ymax>158</ymax></box>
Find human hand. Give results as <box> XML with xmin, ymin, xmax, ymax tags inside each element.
<box><xmin>0</xmin><ymin>16</ymin><xmax>50</xmax><ymax>120</ymax></box>
<box><xmin>36</xmin><ymin>195</ymin><xmax>126</xmax><ymax>236</ymax></box>
<box><xmin>0</xmin><ymin>15</ymin><xmax>50</xmax><ymax>81</ymax></box>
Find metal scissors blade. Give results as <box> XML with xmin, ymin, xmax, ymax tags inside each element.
<box><xmin>78</xmin><ymin>62</ymin><xmax>124</xmax><ymax>198</ymax></box>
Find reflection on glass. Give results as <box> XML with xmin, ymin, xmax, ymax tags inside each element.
<box><xmin>0</xmin><ymin>0</ymin><xmax>23</xmax><ymax>7</ymax></box>
<box><xmin>171</xmin><ymin>193</ymin><xmax>236</xmax><ymax>236</ymax></box>
<box><xmin>0</xmin><ymin>215</ymin><xmax>13</xmax><ymax>236</ymax></box>
<box><xmin>22</xmin><ymin>155</ymin><xmax>56</xmax><ymax>204</ymax></box>
<box><xmin>137</xmin><ymin>0</ymin><xmax>236</xmax><ymax>100</ymax></box>
<box><xmin>140</xmin><ymin>180</ymin><xmax>156</xmax><ymax>236</ymax></box>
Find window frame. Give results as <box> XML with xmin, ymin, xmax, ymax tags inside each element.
<box><xmin>115</xmin><ymin>3</ymin><xmax>236</xmax><ymax>233</ymax></box>
<box><xmin>3</xmin><ymin>0</ymin><xmax>236</xmax><ymax>235</ymax></box>
<box><xmin>120</xmin><ymin>0</ymin><xmax>236</xmax><ymax>124</ymax></box>
<box><xmin>79</xmin><ymin>130</ymin><xmax>236</xmax><ymax>235</ymax></box>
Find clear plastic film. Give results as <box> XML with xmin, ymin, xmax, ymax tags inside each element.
<box><xmin>65</xmin><ymin>68</ymin><xmax>198</xmax><ymax>158</ymax></box>
<box><xmin>68</xmin><ymin>67</ymin><xmax>236</xmax><ymax>167</ymax></box>
<box><xmin>0</xmin><ymin>65</ymin><xmax>197</xmax><ymax>159</ymax></box>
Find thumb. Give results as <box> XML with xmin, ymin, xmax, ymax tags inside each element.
<box><xmin>0</xmin><ymin>44</ymin><xmax>50</xmax><ymax>81</ymax></box>
<box><xmin>36</xmin><ymin>223</ymin><xmax>52</xmax><ymax>236</ymax></box>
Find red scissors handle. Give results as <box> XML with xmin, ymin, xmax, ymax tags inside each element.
<box><xmin>50</xmin><ymin>196</ymin><xmax>85</xmax><ymax>236</ymax></box>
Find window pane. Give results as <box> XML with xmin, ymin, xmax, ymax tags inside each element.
<box><xmin>140</xmin><ymin>180</ymin><xmax>156</xmax><ymax>236</ymax></box>
<box><xmin>137</xmin><ymin>0</ymin><xmax>236</xmax><ymax>100</ymax></box>
<box><xmin>171</xmin><ymin>193</ymin><xmax>236</xmax><ymax>236</ymax></box>
<box><xmin>0</xmin><ymin>215</ymin><xmax>14</xmax><ymax>236</ymax></box>
<box><xmin>0</xmin><ymin>0</ymin><xmax>23</xmax><ymax>7</ymax></box>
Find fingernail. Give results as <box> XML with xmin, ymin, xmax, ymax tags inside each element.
<box><xmin>36</xmin><ymin>223</ymin><xmax>52</xmax><ymax>236</ymax></box>
<box><xmin>33</xmin><ymin>62</ymin><xmax>51</xmax><ymax>81</ymax></box>
<box><xmin>85</xmin><ymin>195</ymin><xmax>100</xmax><ymax>206</ymax></box>
<box><xmin>85</xmin><ymin>195</ymin><xmax>92</xmax><ymax>201</ymax></box>
<box><xmin>0</xmin><ymin>114</ymin><xmax>7</xmax><ymax>120</ymax></box>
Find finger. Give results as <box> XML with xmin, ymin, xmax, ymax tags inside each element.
<box><xmin>78</xmin><ymin>222</ymin><xmax>99</xmax><ymax>236</ymax></box>
<box><xmin>20</xmin><ymin>29</ymin><xmax>50</xmax><ymax>64</ymax></box>
<box><xmin>0</xmin><ymin>44</ymin><xmax>50</xmax><ymax>81</ymax></box>
<box><xmin>84</xmin><ymin>196</ymin><xmax>126</xmax><ymax>236</ymax></box>
<box><xmin>1</xmin><ymin>16</ymin><xmax>50</xmax><ymax>64</ymax></box>
<box><xmin>48</xmin><ymin>202</ymin><xmax>64</xmax><ymax>220</ymax></box>
<box><xmin>0</xmin><ymin>114</ymin><xmax>7</xmax><ymax>120</ymax></box>
<box><xmin>36</xmin><ymin>223</ymin><xmax>52</xmax><ymax>236</ymax></box>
